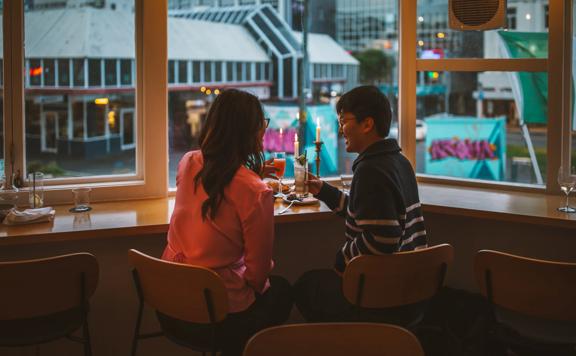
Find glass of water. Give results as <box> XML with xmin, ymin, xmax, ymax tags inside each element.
<box><xmin>294</xmin><ymin>158</ymin><xmax>308</xmax><ymax>197</ymax></box>
<box><xmin>340</xmin><ymin>174</ymin><xmax>353</xmax><ymax>193</ymax></box>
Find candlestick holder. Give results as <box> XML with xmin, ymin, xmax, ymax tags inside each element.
<box><xmin>314</xmin><ymin>140</ymin><xmax>323</xmax><ymax>177</ymax></box>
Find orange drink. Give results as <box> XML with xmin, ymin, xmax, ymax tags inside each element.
<box><xmin>274</xmin><ymin>158</ymin><xmax>286</xmax><ymax>178</ymax></box>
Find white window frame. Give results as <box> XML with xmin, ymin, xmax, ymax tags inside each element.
<box><xmin>3</xmin><ymin>0</ymin><xmax>168</xmax><ymax>204</ymax></box>
<box><xmin>399</xmin><ymin>0</ymin><xmax>565</xmax><ymax>194</ymax></box>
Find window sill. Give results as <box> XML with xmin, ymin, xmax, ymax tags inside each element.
<box><xmin>0</xmin><ymin>183</ymin><xmax>574</xmax><ymax>247</ymax></box>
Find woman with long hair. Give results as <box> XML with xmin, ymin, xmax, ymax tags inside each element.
<box><xmin>162</xmin><ymin>89</ymin><xmax>292</xmax><ymax>355</ymax></box>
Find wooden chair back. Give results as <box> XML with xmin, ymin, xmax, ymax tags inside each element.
<box><xmin>0</xmin><ymin>253</ymin><xmax>99</xmax><ymax>320</ymax></box>
<box><xmin>343</xmin><ymin>244</ymin><xmax>454</xmax><ymax>308</ymax></box>
<box><xmin>475</xmin><ymin>250</ymin><xmax>576</xmax><ymax>321</ymax></box>
<box><xmin>128</xmin><ymin>249</ymin><xmax>228</xmax><ymax>323</ymax></box>
<box><xmin>243</xmin><ymin>323</ymin><xmax>424</xmax><ymax>356</ymax></box>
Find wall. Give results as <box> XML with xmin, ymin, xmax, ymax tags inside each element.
<box><xmin>0</xmin><ymin>212</ymin><xmax>575</xmax><ymax>355</ymax></box>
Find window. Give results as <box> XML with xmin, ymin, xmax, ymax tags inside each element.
<box><xmin>24</xmin><ymin>3</ymin><xmax>136</xmax><ymax>179</ymax></box>
<box><xmin>105</xmin><ymin>59</ymin><xmax>117</xmax><ymax>86</ymax></box>
<box><xmin>3</xmin><ymin>1</ymin><xmax>166</xmax><ymax>203</ymax></box>
<box><xmin>204</xmin><ymin>61</ymin><xmax>212</xmax><ymax>82</ymax></box>
<box><xmin>168</xmin><ymin>60</ymin><xmax>175</xmax><ymax>84</ymax></box>
<box><xmin>58</xmin><ymin>59</ymin><xmax>70</xmax><ymax>87</ymax></box>
<box><xmin>507</xmin><ymin>7</ymin><xmax>517</xmax><ymax>30</ymax></box>
<box><xmin>178</xmin><ymin>60</ymin><xmax>188</xmax><ymax>84</ymax></box>
<box><xmin>407</xmin><ymin>0</ymin><xmax>555</xmax><ymax>188</ymax></box>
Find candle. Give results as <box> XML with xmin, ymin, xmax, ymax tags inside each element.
<box><xmin>279</xmin><ymin>128</ymin><xmax>283</xmax><ymax>151</ymax></box>
<box><xmin>315</xmin><ymin>118</ymin><xmax>321</xmax><ymax>142</ymax></box>
<box><xmin>294</xmin><ymin>133</ymin><xmax>299</xmax><ymax>156</ymax></box>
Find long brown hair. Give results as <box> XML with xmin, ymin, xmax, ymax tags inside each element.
<box><xmin>194</xmin><ymin>89</ymin><xmax>266</xmax><ymax>220</ymax></box>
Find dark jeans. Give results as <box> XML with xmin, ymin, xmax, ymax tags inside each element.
<box><xmin>157</xmin><ymin>275</ymin><xmax>293</xmax><ymax>356</ymax></box>
<box><xmin>294</xmin><ymin>269</ymin><xmax>425</xmax><ymax>326</ymax></box>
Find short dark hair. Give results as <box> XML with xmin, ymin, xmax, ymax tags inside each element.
<box><xmin>336</xmin><ymin>85</ymin><xmax>392</xmax><ymax>137</ymax></box>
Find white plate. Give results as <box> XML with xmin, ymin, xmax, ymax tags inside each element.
<box><xmin>282</xmin><ymin>196</ymin><xmax>319</xmax><ymax>206</ymax></box>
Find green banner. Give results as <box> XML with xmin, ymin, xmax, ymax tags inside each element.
<box><xmin>498</xmin><ymin>31</ymin><xmax>548</xmax><ymax>124</ymax></box>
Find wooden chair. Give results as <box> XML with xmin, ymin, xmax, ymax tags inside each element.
<box><xmin>342</xmin><ymin>244</ymin><xmax>454</xmax><ymax>327</ymax></box>
<box><xmin>128</xmin><ymin>249</ymin><xmax>228</xmax><ymax>356</ymax></box>
<box><xmin>475</xmin><ymin>250</ymin><xmax>576</xmax><ymax>350</ymax></box>
<box><xmin>243</xmin><ymin>322</ymin><xmax>424</xmax><ymax>356</ymax></box>
<box><xmin>0</xmin><ymin>253</ymin><xmax>99</xmax><ymax>356</ymax></box>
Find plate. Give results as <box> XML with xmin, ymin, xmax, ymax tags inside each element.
<box><xmin>282</xmin><ymin>196</ymin><xmax>319</xmax><ymax>206</ymax></box>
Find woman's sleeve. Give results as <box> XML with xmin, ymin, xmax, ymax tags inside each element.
<box><xmin>240</xmin><ymin>188</ymin><xmax>275</xmax><ymax>293</ymax></box>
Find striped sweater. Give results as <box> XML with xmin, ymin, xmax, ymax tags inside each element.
<box><xmin>316</xmin><ymin>139</ymin><xmax>427</xmax><ymax>273</ymax></box>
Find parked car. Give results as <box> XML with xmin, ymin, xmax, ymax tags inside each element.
<box><xmin>388</xmin><ymin>120</ymin><xmax>427</xmax><ymax>141</ymax></box>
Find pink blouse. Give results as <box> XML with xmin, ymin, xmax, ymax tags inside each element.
<box><xmin>162</xmin><ymin>150</ymin><xmax>274</xmax><ymax>313</ymax></box>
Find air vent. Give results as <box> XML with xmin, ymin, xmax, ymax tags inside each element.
<box><xmin>449</xmin><ymin>0</ymin><xmax>507</xmax><ymax>31</ymax></box>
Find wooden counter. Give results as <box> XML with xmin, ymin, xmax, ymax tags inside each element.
<box><xmin>0</xmin><ymin>197</ymin><xmax>335</xmax><ymax>246</ymax></box>
<box><xmin>0</xmin><ymin>183</ymin><xmax>575</xmax><ymax>246</ymax></box>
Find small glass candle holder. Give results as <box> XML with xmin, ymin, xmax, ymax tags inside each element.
<box><xmin>28</xmin><ymin>172</ymin><xmax>44</xmax><ymax>208</ymax></box>
<box><xmin>70</xmin><ymin>187</ymin><xmax>92</xmax><ymax>213</ymax></box>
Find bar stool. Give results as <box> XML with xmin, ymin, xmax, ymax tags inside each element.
<box><xmin>0</xmin><ymin>253</ymin><xmax>99</xmax><ymax>356</ymax></box>
<box><xmin>475</xmin><ymin>250</ymin><xmax>576</xmax><ymax>353</ymax></box>
<box><xmin>128</xmin><ymin>249</ymin><xmax>228</xmax><ymax>356</ymax></box>
<box><xmin>342</xmin><ymin>244</ymin><xmax>454</xmax><ymax>328</ymax></box>
<box><xmin>243</xmin><ymin>322</ymin><xmax>424</xmax><ymax>356</ymax></box>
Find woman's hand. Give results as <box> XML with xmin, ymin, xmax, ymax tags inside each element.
<box><xmin>306</xmin><ymin>172</ymin><xmax>324</xmax><ymax>196</ymax></box>
<box><xmin>261</xmin><ymin>158</ymin><xmax>279</xmax><ymax>179</ymax></box>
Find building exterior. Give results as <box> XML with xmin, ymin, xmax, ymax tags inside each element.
<box><xmin>0</xmin><ymin>4</ymin><xmax>357</xmax><ymax>161</ymax></box>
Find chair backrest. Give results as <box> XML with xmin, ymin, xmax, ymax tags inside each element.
<box><xmin>0</xmin><ymin>253</ymin><xmax>99</xmax><ymax>320</ymax></box>
<box><xmin>475</xmin><ymin>250</ymin><xmax>576</xmax><ymax>321</ymax></box>
<box><xmin>243</xmin><ymin>322</ymin><xmax>424</xmax><ymax>356</ymax></box>
<box><xmin>128</xmin><ymin>249</ymin><xmax>228</xmax><ymax>323</ymax></box>
<box><xmin>342</xmin><ymin>244</ymin><xmax>454</xmax><ymax>308</ymax></box>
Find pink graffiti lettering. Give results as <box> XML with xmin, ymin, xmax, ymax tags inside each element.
<box><xmin>429</xmin><ymin>138</ymin><xmax>497</xmax><ymax>161</ymax></box>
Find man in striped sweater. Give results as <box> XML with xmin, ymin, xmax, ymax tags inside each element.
<box><xmin>294</xmin><ymin>85</ymin><xmax>428</xmax><ymax>322</ymax></box>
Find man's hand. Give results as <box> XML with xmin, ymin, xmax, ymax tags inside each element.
<box><xmin>307</xmin><ymin>172</ymin><xmax>324</xmax><ymax>195</ymax></box>
<box><xmin>261</xmin><ymin>158</ymin><xmax>279</xmax><ymax>179</ymax></box>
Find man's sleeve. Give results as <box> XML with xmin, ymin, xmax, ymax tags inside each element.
<box><xmin>315</xmin><ymin>182</ymin><xmax>349</xmax><ymax>218</ymax></box>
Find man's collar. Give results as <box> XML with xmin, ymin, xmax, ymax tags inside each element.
<box><xmin>352</xmin><ymin>139</ymin><xmax>401</xmax><ymax>171</ymax></box>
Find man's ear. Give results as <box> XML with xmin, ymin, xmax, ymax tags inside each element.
<box><xmin>361</xmin><ymin>117</ymin><xmax>375</xmax><ymax>134</ymax></box>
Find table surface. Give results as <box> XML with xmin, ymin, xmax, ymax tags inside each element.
<box><xmin>0</xmin><ymin>183</ymin><xmax>575</xmax><ymax>246</ymax></box>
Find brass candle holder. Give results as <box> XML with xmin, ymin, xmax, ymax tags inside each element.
<box><xmin>314</xmin><ymin>140</ymin><xmax>323</xmax><ymax>177</ymax></box>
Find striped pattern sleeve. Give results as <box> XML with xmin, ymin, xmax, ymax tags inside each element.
<box><xmin>315</xmin><ymin>182</ymin><xmax>349</xmax><ymax>218</ymax></box>
<box><xmin>333</xmin><ymin>176</ymin><xmax>405</xmax><ymax>272</ymax></box>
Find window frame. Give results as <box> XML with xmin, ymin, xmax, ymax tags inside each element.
<box><xmin>399</xmin><ymin>0</ymin><xmax>565</xmax><ymax>194</ymax></box>
<box><xmin>2</xmin><ymin>0</ymin><xmax>168</xmax><ymax>204</ymax></box>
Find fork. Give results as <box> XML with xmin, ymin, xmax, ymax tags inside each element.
<box><xmin>277</xmin><ymin>200</ymin><xmax>295</xmax><ymax>215</ymax></box>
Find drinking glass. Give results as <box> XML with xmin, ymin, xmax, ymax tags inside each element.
<box><xmin>71</xmin><ymin>187</ymin><xmax>92</xmax><ymax>213</ymax></box>
<box><xmin>340</xmin><ymin>174</ymin><xmax>353</xmax><ymax>193</ymax></box>
<box><xmin>274</xmin><ymin>152</ymin><xmax>286</xmax><ymax>194</ymax></box>
<box><xmin>27</xmin><ymin>172</ymin><xmax>44</xmax><ymax>208</ymax></box>
<box><xmin>294</xmin><ymin>158</ymin><xmax>308</xmax><ymax>197</ymax></box>
<box><xmin>557</xmin><ymin>167</ymin><xmax>576</xmax><ymax>213</ymax></box>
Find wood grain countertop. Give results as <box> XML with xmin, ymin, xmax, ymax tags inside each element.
<box><xmin>0</xmin><ymin>183</ymin><xmax>575</xmax><ymax>246</ymax></box>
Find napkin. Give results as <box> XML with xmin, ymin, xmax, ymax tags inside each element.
<box><xmin>3</xmin><ymin>207</ymin><xmax>56</xmax><ymax>225</ymax></box>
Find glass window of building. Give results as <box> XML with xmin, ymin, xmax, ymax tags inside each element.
<box><xmin>246</xmin><ymin>62</ymin><xmax>252</xmax><ymax>81</ymax></box>
<box><xmin>204</xmin><ymin>61</ymin><xmax>212</xmax><ymax>82</ymax></box>
<box><xmin>178</xmin><ymin>60</ymin><xmax>188</xmax><ymax>84</ymax></box>
<box><xmin>58</xmin><ymin>59</ymin><xmax>70</xmax><ymax>87</ymax></box>
<box><xmin>88</xmin><ymin>59</ymin><xmax>101</xmax><ymax>87</ymax></box>
<box><xmin>73</xmin><ymin>59</ymin><xmax>85</xmax><ymax>87</ymax></box>
<box><xmin>120</xmin><ymin>59</ymin><xmax>132</xmax><ymax>86</ymax></box>
<box><xmin>192</xmin><ymin>61</ymin><xmax>201</xmax><ymax>82</ymax></box>
<box><xmin>507</xmin><ymin>8</ymin><xmax>517</xmax><ymax>30</ymax></box>
<box><xmin>215</xmin><ymin>61</ymin><xmax>222</xmax><ymax>82</ymax></box>
<box><xmin>43</xmin><ymin>59</ymin><xmax>56</xmax><ymax>86</ymax></box>
<box><xmin>227</xmin><ymin>62</ymin><xmax>234</xmax><ymax>82</ymax></box>
<box><xmin>105</xmin><ymin>59</ymin><xmax>117</xmax><ymax>86</ymax></box>
<box><xmin>24</xmin><ymin>3</ymin><xmax>136</xmax><ymax>178</ymax></box>
<box><xmin>168</xmin><ymin>60</ymin><xmax>175</xmax><ymax>84</ymax></box>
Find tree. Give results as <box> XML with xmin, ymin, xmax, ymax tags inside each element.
<box><xmin>354</xmin><ymin>49</ymin><xmax>395</xmax><ymax>85</ymax></box>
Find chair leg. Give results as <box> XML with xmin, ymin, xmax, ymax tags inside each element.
<box><xmin>82</xmin><ymin>319</ymin><xmax>93</xmax><ymax>356</ymax></box>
